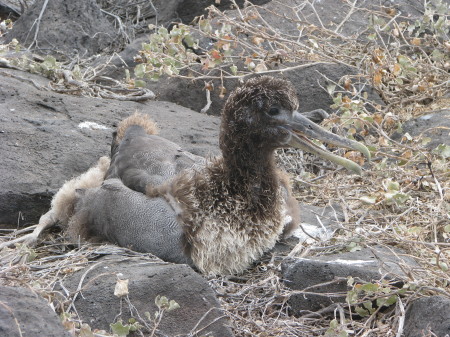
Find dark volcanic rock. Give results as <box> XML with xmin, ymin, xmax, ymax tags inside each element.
<box><xmin>5</xmin><ymin>0</ymin><xmax>120</xmax><ymax>58</ymax></box>
<box><xmin>392</xmin><ymin>109</ymin><xmax>450</xmax><ymax>149</ymax></box>
<box><xmin>404</xmin><ymin>296</ymin><xmax>450</xmax><ymax>337</ymax></box>
<box><xmin>0</xmin><ymin>286</ymin><xmax>71</xmax><ymax>337</ymax></box>
<box><xmin>177</xmin><ymin>0</ymin><xmax>271</xmax><ymax>24</ymax></box>
<box><xmin>264</xmin><ymin>0</ymin><xmax>423</xmax><ymax>39</ymax></box>
<box><xmin>282</xmin><ymin>246</ymin><xmax>419</xmax><ymax>314</ymax></box>
<box><xmin>143</xmin><ymin>63</ymin><xmax>383</xmax><ymax>116</ymax></box>
<box><xmin>61</xmin><ymin>255</ymin><xmax>233</xmax><ymax>337</ymax></box>
<box><xmin>0</xmin><ymin>69</ymin><xmax>220</xmax><ymax>226</ymax></box>
<box><xmin>283</xmin><ymin>63</ymin><xmax>384</xmax><ymax>114</ymax></box>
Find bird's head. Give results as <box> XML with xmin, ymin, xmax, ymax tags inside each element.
<box><xmin>220</xmin><ymin>76</ymin><xmax>370</xmax><ymax>174</ymax></box>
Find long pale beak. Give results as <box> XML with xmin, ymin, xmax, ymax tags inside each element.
<box><xmin>286</xmin><ymin>111</ymin><xmax>371</xmax><ymax>175</ymax></box>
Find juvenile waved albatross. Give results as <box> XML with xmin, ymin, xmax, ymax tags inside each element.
<box><xmin>0</xmin><ymin>76</ymin><xmax>370</xmax><ymax>275</ymax></box>
<box><xmin>72</xmin><ymin>76</ymin><xmax>369</xmax><ymax>275</ymax></box>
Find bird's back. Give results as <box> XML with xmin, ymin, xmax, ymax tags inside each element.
<box><xmin>106</xmin><ymin>124</ymin><xmax>205</xmax><ymax>193</ymax></box>
<box><xmin>70</xmin><ymin>178</ymin><xmax>194</xmax><ymax>266</ymax></box>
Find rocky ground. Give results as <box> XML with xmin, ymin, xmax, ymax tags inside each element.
<box><xmin>0</xmin><ymin>0</ymin><xmax>449</xmax><ymax>337</ymax></box>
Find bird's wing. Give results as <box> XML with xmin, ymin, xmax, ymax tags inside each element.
<box><xmin>71</xmin><ymin>178</ymin><xmax>194</xmax><ymax>266</ymax></box>
<box><xmin>105</xmin><ymin>125</ymin><xmax>206</xmax><ymax>193</ymax></box>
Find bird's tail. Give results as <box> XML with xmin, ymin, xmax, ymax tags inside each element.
<box><xmin>114</xmin><ymin>112</ymin><xmax>159</xmax><ymax>145</ymax></box>
<box><xmin>48</xmin><ymin>156</ymin><xmax>111</xmax><ymax>226</ymax></box>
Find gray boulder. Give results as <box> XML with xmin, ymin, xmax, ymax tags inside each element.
<box><xmin>282</xmin><ymin>246</ymin><xmax>419</xmax><ymax>314</ymax></box>
<box><xmin>404</xmin><ymin>296</ymin><xmax>450</xmax><ymax>337</ymax></box>
<box><xmin>5</xmin><ymin>0</ymin><xmax>120</xmax><ymax>58</ymax></box>
<box><xmin>0</xmin><ymin>286</ymin><xmax>71</xmax><ymax>337</ymax></box>
<box><xmin>0</xmin><ymin>69</ymin><xmax>219</xmax><ymax>226</ymax></box>
<box><xmin>392</xmin><ymin>109</ymin><xmax>450</xmax><ymax>149</ymax></box>
<box><xmin>142</xmin><ymin>63</ymin><xmax>383</xmax><ymax>116</ymax></box>
<box><xmin>61</xmin><ymin>255</ymin><xmax>233</xmax><ymax>336</ymax></box>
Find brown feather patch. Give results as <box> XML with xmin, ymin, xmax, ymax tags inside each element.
<box><xmin>115</xmin><ymin>112</ymin><xmax>159</xmax><ymax>144</ymax></box>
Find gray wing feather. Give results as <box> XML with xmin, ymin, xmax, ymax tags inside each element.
<box><xmin>77</xmin><ymin>179</ymin><xmax>193</xmax><ymax>266</ymax></box>
<box><xmin>106</xmin><ymin>125</ymin><xmax>205</xmax><ymax>193</ymax></box>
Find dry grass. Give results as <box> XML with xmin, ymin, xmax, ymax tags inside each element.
<box><xmin>0</xmin><ymin>0</ymin><xmax>449</xmax><ymax>336</ymax></box>
<box><xmin>0</xmin><ymin>126</ymin><xmax>447</xmax><ymax>337</ymax></box>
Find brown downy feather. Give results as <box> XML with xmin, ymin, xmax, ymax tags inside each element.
<box><xmin>115</xmin><ymin>112</ymin><xmax>158</xmax><ymax>144</ymax></box>
<box><xmin>156</xmin><ymin>156</ymin><xmax>285</xmax><ymax>275</ymax></box>
<box><xmin>50</xmin><ymin>156</ymin><xmax>110</xmax><ymax>225</ymax></box>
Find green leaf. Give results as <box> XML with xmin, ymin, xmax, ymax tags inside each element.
<box><xmin>361</xmin><ymin>283</ymin><xmax>379</xmax><ymax>294</ymax></box>
<box><xmin>168</xmin><ymin>300</ymin><xmax>180</xmax><ymax>312</ymax></box>
<box><xmin>433</xmin><ymin>144</ymin><xmax>450</xmax><ymax>158</ymax></box>
<box><xmin>134</xmin><ymin>64</ymin><xmax>146</xmax><ymax>78</ymax></box>
<box><xmin>392</xmin><ymin>192</ymin><xmax>410</xmax><ymax>204</ymax></box>
<box><xmin>363</xmin><ymin>301</ymin><xmax>374</xmax><ymax>312</ymax></box>
<box><xmin>355</xmin><ymin>306</ymin><xmax>369</xmax><ymax>317</ymax></box>
<box><xmin>385</xmin><ymin>295</ymin><xmax>398</xmax><ymax>306</ymax></box>
<box><xmin>158</xmin><ymin>27</ymin><xmax>169</xmax><ymax>38</ymax></box>
<box><xmin>43</xmin><ymin>55</ymin><xmax>57</xmax><ymax>68</ymax></box>
<box><xmin>439</xmin><ymin>262</ymin><xmax>449</xmax><ymax>272</ymax></box>
<box><xmin>155</xmin><ymin>295</ymin><xmax>170</xmax><ymax>310</ymax></box>
<box><xmin>421</xmin><ymin>137</ymin><xmax>432</xmax><ymax>145</ymax></box>
<box><xmin>230</xmin><ymin>65</ymin><xmax>238</xmax><ymax>76</ymax></box>
<box><xmin>346</xmin><ymin>289</ymin><xmax>358</xmax><ymax>304</ymax></box>
<box><xmin>339</xmin><ymin>330</ymin><xmax>349</xmax><ymax>337</ymax></box>
<box><xmin>386</xmin><ymin>180</ymin><xmax>400</xmax><ymax>192</ymax></box>
<box><xmin>110</xmin><ymin>320</ymin><xmax>131</xmax><ymax>337</ymax></box>
<box><xmin>397</xmin><ymin>55</ymin><xmax>411</xmax><ymax>66</ymax></box>
<box><xmin>134</xmin><ymin>80</ymin><xmax>146</xmax><ymax>88</ymax></box>
<box><xmin>376</xmin><ymin>297</ymin><xmax>387</xmax><ymax>307</ymax></box>
<box><xmin>347</xmin><ymin>241</ymin><xmax>362</xmax><ymax>252</ymax></box>
<box><xmin>431</xmin><ymin>49</ymin><xmax>444</xmax><ymax>61</ymax></box>
<box><xmin>329</xmin><ymin>319</ymin><xmax>338</xmax><ymax>329</ymax></box>
<box><xmin>327</xmin><ymin>84</ymin><xmax>336</xmax><ymax>96</ymax></box>
<box><xmin>444</xmin><ymin>225</ymin><xmax>450</xmax><ymax>233</ymax></box>
<box><xmin>407</xmin><ymin>226</ymin><xmax>423</xmax><ymax>234</ymax></box>
<box><xmin>150</xmin><ymin>73</ymin><xmax>160</xmax><ymax>82</ymax></box>
<box><xmin>183</xmin><ymin>34</ymin><xmax>195</xmax><ymax>48</ymax></box>
<box><xmin>199</xmin><ymin>19</ymin><xmax>212</xmax><ymax>33</ymax></box>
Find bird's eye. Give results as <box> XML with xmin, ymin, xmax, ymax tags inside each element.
<box><xmin>268</xmin><ymin>107</ymin><xmax>280</xmax><ymax>116</ymax></box>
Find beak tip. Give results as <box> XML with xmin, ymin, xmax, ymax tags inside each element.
<box><xmin>349</xmin><ymin>165</ymin><xmax>363</xmax><ymax>176</ymax></box>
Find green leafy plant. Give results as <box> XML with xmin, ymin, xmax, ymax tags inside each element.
<box><xmin>110</xmin><ymin>318</ymin><xmax>141</xmax><ymax>337</ymax></box>
<box><xmin>325</xmin><ymin>319</ymin><xmax>349</xmax><ymax>337</ymax></box>
<box><xmin>144</xmin><ymin>296</ymin><xmax>180</xmax><ymax>337</ymax></box>
<box><xmin>346</xmin><ymin>278</ymin><xmax>400</xmax><ymax>318</ymax></box>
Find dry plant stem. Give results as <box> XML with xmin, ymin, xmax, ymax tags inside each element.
<box><xmin>0</xmin><ymin>301</ymin><xmax>23</xmax><ymax>337</ymax></box>
<box><xmin>69</xmin><ymin>261</ymin><xmax>108</xmax><ymax>310</ymax></box>
<box><xmin>174</xmin><ymin>61</ymin><xmax>332</xmax><ymax>81</ymax></box>
<box><xmin>98</xmin><ymin>88</ymin><xmax>155</xmax><ymax>101</ymax></box>
<box><xmin>147</xmin><ymin>0</ymin><xmax>158</xmax><ymax>27</ymax></box>
<box><xmin>189</xmin><ymin>308</ymin><xmax>226</xmax><ymax>335</ymax></box>
<box><xmin>27</xmin><ymin>0</ymin><xmax>49</xmax><ymax>50</ymax></box>
<box><xmin>0</xmin><ymin>57</ymin><xmax>20</xmax><ymax>70</ymax></box>
<box><xmin>395</xmin><ymin>298</ymin><xmax>406</xmax><ymax>337</ymax></box>
<box><xmin>200</xmin><ymin>86</ymin><xmax>212</xmax><ymax>113</ymax></box>
<box><xmin>334</xmin><ymin>0</ymin><xmax>357</xmax><ymax>33</ymax></box>
<box><xmin>0</xmin><ymin>209</ymin><xmax>56</xmax><ymax>250</ymax></box>
<box><xmin>100</xmin><ymin>8</ymin><xmax>130</xmax><ymax>43</ymax></box>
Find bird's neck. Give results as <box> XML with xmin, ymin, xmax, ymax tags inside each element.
<box><xmin>218</xmin><ymin>143</ymin><xmax>280</xmax><ymax>218</ymax></box>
